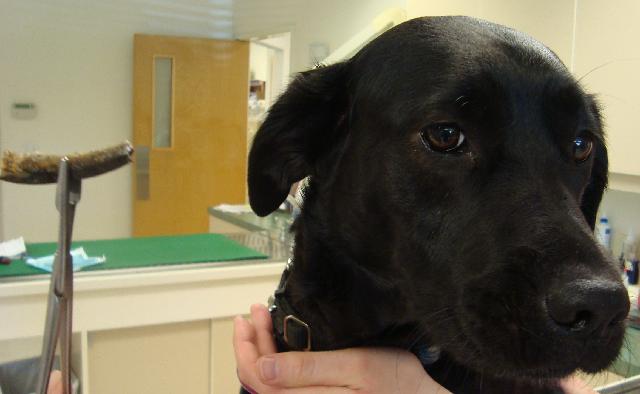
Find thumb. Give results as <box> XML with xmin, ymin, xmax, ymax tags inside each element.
<box><xmin>257</xmin><ymin>349</ymin><xmax>363</xmax><ymax>388</ymax></box>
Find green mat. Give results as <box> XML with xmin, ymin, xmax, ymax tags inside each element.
<box><xmin>0</xmin><ymin>233</ymin><xmax>267</xmax><ymax>278</ymax></box>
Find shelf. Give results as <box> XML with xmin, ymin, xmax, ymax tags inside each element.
<box><xmin>609</xmin><ymin>173</ymin><xmax>640</xmax><ymax>194</ymax></box>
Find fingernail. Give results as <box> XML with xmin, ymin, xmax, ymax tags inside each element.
<box><xmin>259</xmin><ymin>356</ymin><xmax>277</xmax><ymax>381</ymax></box>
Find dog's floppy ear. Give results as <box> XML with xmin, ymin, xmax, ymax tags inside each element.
<box><xmin>248</xmin><ymin>62</ymin><xmax>350</xmax><ymax>216</ymax></box>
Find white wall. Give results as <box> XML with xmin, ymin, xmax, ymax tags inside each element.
<box><xmin>249</xmin><ymin>35</ymin><xmax>291</xmax><ymax>108</ymax></box>
<box><xmin>4</xmin><ymin>0</ymin><xmax>404</xmax><ymax>242</ymax></box>
<box><xmin>3</xmin><ymin>0</ymin><xmax>639</xmax><ymax>245</ymax></box>
<box><xmin>261</xmin><ymin>33</ymin><xmax>291</xmax><ymax>101</ymax></box>
<box><xmin>573</xmin><ymin>0</ymin><xmax>640</xmax><ymax>176</ymax></box>
<box><xmin>233</xmin><ymin>0</ymin><xmax>300</xmax><ymax>40</ymax></box>
<box><xmin>237</xmin><ymin>0</ymin><xmax>576</xmax><ymax>87</ymax></box>
<box><xmin>249</xmin><ymin>43</ymin><xmax>270</xmax><ymax>82</ymax></box>
<box><xmin>288</xmin><ymin>0</ymin><xmax>407</xmax><ymax>73</ymax></box>
<box><xmin>234</xmin><ymin>0</ymin><xmax>407</xmax><ymax>73</ymax></box>
<box><xmin>0</xmin><ymin>0</ymin><xmax>233</xmax><ymax>242</ymax></box>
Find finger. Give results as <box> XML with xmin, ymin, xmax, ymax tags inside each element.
<box><xmin>257</xmin><ymin>349</ymin><xmax>365</xmax><ymax>388</ymax></box>
<box><xmin>233</xmin><ymin>315</ymin><xmax>259</xmax><ymax>362</ymax></box>
<box><xmin>250</xmin><ymin>303</ymin><xmax>277</xmax><ymax>356</ymax></box>
<box><xmin>234</xmin><ymin>316</ymin><xmax>345</xmax><ymax>394</ymax></box>
<box><xmin>559</xmin><ymin>375</ymin><xmax>597</xmax><ymax>394</ymax></box>
<box><xmin>278</xmin><ymin>387</ymin><xmax>352</xmax><ymax>394</ymax></box>
<box><xmin>47</xmin><ymin>370</ymin><xmax>63</xmax><ymax>394</ymax></box>
<box><xmin>233</xmin><ymin>316</ymin><xmax>265</xmax><ymax>391</ymax></box>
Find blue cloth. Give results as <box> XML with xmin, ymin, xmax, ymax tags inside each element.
<box><xmin>413</xmin><ymin>344</ymin><xmax>441</xmax><ymax>366</ymax></box>
<box><xmin>25</xmin><ymin>247</ymin><xmax>105</xmax><ymax>273</ymax></box>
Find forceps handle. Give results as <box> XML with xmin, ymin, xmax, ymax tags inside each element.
<box><xmin>35</xmin><ymin>159</ymin><xmax>77</xmax><ymax>394</ymax></box>
<box><xmin>35</xmin><ymin>287</ymin><xmax>61</xmax><ymax>394</ymax></box>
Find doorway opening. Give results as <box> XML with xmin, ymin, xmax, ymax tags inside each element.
<box><xmin>247</xmin><ymin>32</ymin><xmax>291</xmax><ymax>149</ymax></box>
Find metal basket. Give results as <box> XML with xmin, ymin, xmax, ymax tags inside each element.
<box><xmin>597</xmin><ymin>375</ymin><xmax>640</xmax><ymax>394</ymax></box>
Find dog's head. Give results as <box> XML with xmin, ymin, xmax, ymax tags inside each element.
<box><xmin>248</xmin><ymin>16</ymin><xmax>629</xmax><ymax>381</ymax></box>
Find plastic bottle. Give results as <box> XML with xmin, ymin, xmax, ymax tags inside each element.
<box><xmin>628</xmin><ymin>258</ymin><xmax>639</xmax><ymax>285</ymax></box>
<box><xmin>620</xmin><ymin>229</ymin><xmax>637</xmax><ymax>285</ymax></box>
<box><xmin>596</xmin><ymin>215</ymin><xmax>612</xmax><ymax>251</ymax></box>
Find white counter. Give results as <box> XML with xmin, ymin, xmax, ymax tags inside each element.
<box><xmin>0</xmin><ymin>232</ymin><xmax>287</xmax><ymax>394</ymax></box>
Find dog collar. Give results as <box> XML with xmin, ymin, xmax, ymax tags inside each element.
<box><xmin>269</xmin><ymin>260</ymin><xmax>313</xmax><ymax>351</ymax></box>
<box><xmin>268</xmin><ymin>260</ymin><xmax>442</xmax><ymax>369</ymax></box>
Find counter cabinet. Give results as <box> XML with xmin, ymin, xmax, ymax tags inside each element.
<box><xmin>0</xmin><ymin>232</ymin><xmax>286</xmax><ymax>394</ymax></box>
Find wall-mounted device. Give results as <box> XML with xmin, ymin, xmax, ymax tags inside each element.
<box><xmin>11</xmin><ymin>102</ymin><xmax>37</xmax><ymax>120</ymax></box>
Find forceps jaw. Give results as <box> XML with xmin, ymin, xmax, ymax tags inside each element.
<box><xmin>54</xmin><ymin>159</ymin><xmax>80</xmax><ymax>297</ymax></box>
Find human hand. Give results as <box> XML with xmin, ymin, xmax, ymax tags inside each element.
<box><xmin>47</xmin><ymin>370</ymin><xmax>63</xmax><ymax>394</ymax></box>
<box><xmin>233</xmin><ymin>304</ymin><xmax>450</xmax><ymax>393</ymax></box>
<box><xmin>559</xmin><ymin>375</ymin><xmax>598</xmax><ymax>394</ymax></box>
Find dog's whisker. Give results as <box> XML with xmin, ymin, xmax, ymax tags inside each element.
<box><xmin>402</xmin><ymin>326</ymin><xmax>429</xmax><ymax>352</ymax></box>
<box><xmin>420</xmin><ymin>307</ymin><xmax>455</xmax><ymax>322</ymax></box>
<box><xmin>577</xmin><ymin>57</ymin><xmax>640</xmax><ymax>82</ymax></box>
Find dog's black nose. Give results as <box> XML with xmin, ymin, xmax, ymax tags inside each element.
<box><xmin>546</xmin><ymin>279</ymin><xmax>629</xmax><ymax>336</ymax></box>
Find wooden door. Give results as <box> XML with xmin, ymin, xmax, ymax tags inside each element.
<box><xmin>133</xmin><ymin>35</ymin><xmax>249</xmax><ymax>236</ymax></box>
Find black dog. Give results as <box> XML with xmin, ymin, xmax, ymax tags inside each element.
<box><xmin>246</xmin><ymin>16</ymin><xmax>630</xmax><ymax>393</ymax></box>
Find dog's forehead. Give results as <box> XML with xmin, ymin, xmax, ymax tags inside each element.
<box><xmin>351</xmin><ymin>16</ymin><xmax>572</xmax><ymax>105</ymax></box>
<box><xmin>350</xmin><ymin>16</ymin><xmax>593</xmax><ymax>138</ymax></box>
<box><xmin>356</xmin><ymin>16</ymin><xmax>566</xmax><ymax>75</ymax></box>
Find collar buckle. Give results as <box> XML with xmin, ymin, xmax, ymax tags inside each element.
<box><xmin>283</xmin><ymin>314</ymin><xmax>311</xmax><ymax>351</ymax></box>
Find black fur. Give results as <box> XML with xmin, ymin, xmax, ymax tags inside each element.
<box><xmin>247</xmin><ymin>16</ymin><xmax>629</xmax><ymax>393</ymax></box>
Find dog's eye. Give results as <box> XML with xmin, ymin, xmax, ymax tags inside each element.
<box><xmin>573</xmin><ymin>136</ymin><xmax>593</xmax><ymax>163</ymax></box>
<box><xmin>420</xmin><ymin>123</ymin><xmax>466</xmax><ymax>153</ymax></box>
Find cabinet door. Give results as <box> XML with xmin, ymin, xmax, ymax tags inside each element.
<box><xmin>574</xmin><ymin>0</ymin><xmax>640</xmax><ymax>177</ymax></box>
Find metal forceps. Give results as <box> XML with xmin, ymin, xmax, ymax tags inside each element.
<box><xmin>0</xmin><ymin>142</ymin><xmax>132</xmax><ymax>393</ymax></box>
<box><xmin>35</xmin><ymin>158</ymin><xmax>81</xmax><ymax>394</ymax></box>
<box><xmin>0</xmin><ymin>142</ymin><xmax>132</xmax><ymax>394</ymax></box>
